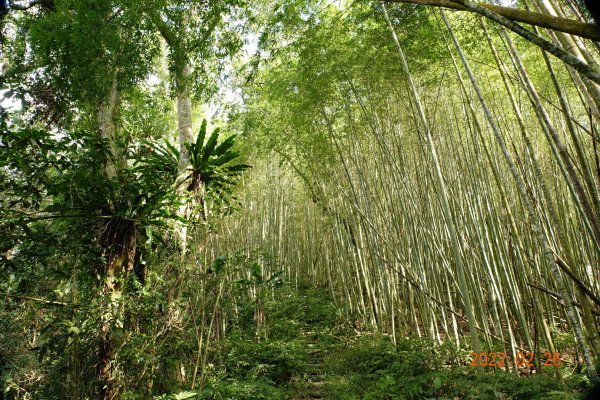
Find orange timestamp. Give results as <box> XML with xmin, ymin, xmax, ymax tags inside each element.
<box><xmin>469</xmin><ymin>351</ymin><xmax>562</xmax><ymax>368</ymax></box>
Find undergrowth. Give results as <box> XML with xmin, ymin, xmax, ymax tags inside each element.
<box><xmin>189</xmin><ymin>284</ymin><xmax>593</xmax><ymax>399</ymax></box>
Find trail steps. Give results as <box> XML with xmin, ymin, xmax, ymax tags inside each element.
<box><xmin>299</xmin><ymin>293</ymin><xmax>332</xmax><ymax>399</ymax></box>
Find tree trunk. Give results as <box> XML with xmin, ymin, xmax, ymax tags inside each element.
<box><xmin>96</xmin><ymin>77</ymin><xmax>138</xmax><ymax>400</ymax></box>
<box><xmin>383</xmin><ymin>0</ymin><xmax>600</xmax><ymax>40</ymax></box>
<box><xmin>390</xmin><ymin>0</ymin><xmax>600</xmax><ymax>85</ymax></box>
<box><xmin>532</xmin><ymin>0</ymin><xmax>600</xmax><ymax>125</ymax></box>
<box><xmin>176</xmin><ymin>62</ymin><xmax>194</xmax><ymax>174</ymax></box>
<box><xmin>98</xmin><ymin>77</ymin><xmax>120</xmax><ymax>180</ymax></box>
<box><xmin>174</xmin><ymin>60</ymin><xmax>193</xmax><ymax>253</ymax></box>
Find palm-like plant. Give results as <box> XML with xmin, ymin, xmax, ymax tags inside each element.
<box><xmin>180</xmin><ymin>120</ymin><xmax>250</xmax><ymax>220</ymax></box>
<box><xmin>137</xmin><ymin>119</ymin><xmax>250</xmax><ymax>197</ymax></box>
<box><xmin>185</xmin><ymin>119</ymin><xmax>251</xmax><ymax>195</ymax></box>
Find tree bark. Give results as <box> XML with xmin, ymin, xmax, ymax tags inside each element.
<box><xmin>148</xmin><ymin>11</ymin><xmax>194</xmax><ymax>175</ymax></box>
<box><xmin>384</xmin><ymin>0</ymin><xmax>600</xmax><ymax>41</ymax></box>
<box><xmin>151</xmin><ymin>11</ymin><xmax>194</xmax><ymax>252</ymax></box>
<box><xmin>98</xmin><ymin>77</ymin><xmax>120</xmax><ymax>180</ymax></box>
<box><xmin>384</xmin><ymin>0</ymin><xmax>600</xmax><ymax>85</ymax></box>
<box><xmin>175</xmin><ymin>62</ymin><xmax>194</xmax><ymax>174</ymax></box>
<box><xmin>96</xmin><ymin>76</ymin><xmax>140</xmax><ymax>400</ymax></box>
<box><xmin>531</xmin><ymin>0</ymin><xmax>600</xmax><ymax>126</ymax></box>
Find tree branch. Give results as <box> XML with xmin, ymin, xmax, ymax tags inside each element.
<box><xmin>384</xmin><ymin>0</ymin><xmax>600</xmax><ymax>85</ymax></box>
<box><xmin>148</xmin><ymin>10</ymin><xmax>176</xmax><ymax>48</ymax></box>
<box><xmin>2</xmin><ymin>292</ymin><xmax>73</xmax><ymax>307</ymax></box>
<box><xmin>554</xmin><ymin>253</ymin><xmax>600</xmax><ymax>308</ymax></box>
<box><xmin>383</xmin><ymin>0</ymin><xmax>600</xmax><ymax>41</ymax></box>
<box><xmin>527</xmin><ymin>283</ymin><xmax>600</xmax><ymax>316</ymax></box>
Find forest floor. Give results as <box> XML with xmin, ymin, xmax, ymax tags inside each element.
<box><xmin>199</xmin><ymin>285</ymin><xmax>594</xmax><ymax>400</ymax></box>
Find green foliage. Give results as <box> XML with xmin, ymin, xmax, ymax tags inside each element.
<box><xmin>0</xmin><ymin>126</ymin><xmax>185</xmax><ymax>397</ymax></box>
<box><xmin>120</xmin><ymin>86</ymin><xmax>178</xmax><ymax>143</ymax></box>
<box><xmin>264</xmin><ymin>285</ymin><xmax>347</xmax><ymax>342</ymax></box>
<box><xmin>241</xmin><ymin>0</ymin><xmax>450</xmax><ymax>198</ymax></box>
<box><xmin>442</xmin><ymin>370</ymin><xmax>586</xmax><ymax>400</ymax></box>
<box><xmin>196</xmin><ymin>284</ymin><xmax>343</xmax><ymax>400</ymax></box>
<box><xmin>215</xmin><ymin>338</ymin><xmax>308</xmax><ymax>385</ymax></box>
<box><xmin>1</xmin><ymin>128</ymin><xmax>106</xmax><ymax>283</ymax></box>
<box><xmin>0</xmin><ymin>306</ymin><xmax>41</xmax><ymax>397</ymax></box>
<box><xmin>25</xmin><ymin>0</ymin><xmax>159</xmax><ymax>114</ymax></box>
<box><xmin>324</xmin><ymin>335</ymin><xmax>449</xmax><ymax>399</ymax></box>
<box><xmin>323</xmin><ymin>334</ymin><xmax>587</xmax><ymax>400</ymax></box>
<box><xmin>134</xmin><ymin>120</ymin><xmax>251</xmax><ymax>219</ymax></box>
<box><xmin>154</xmin><ymin>390</ymin><xmax>198</xmax><ymax>400</ymax></box>
<box><xmin>145</xmin><ymin>0</ymin><xmax>246</xmax><ymax>100</ymax></box>
<box><xmin>200</xmin><ymin>377</ymin><xmax>286</xmax><ymax>400</ymax></box>
<box><xmin>2</xmin><ymin>0</ymin><xmax>600</xmax><ymax>399</ymax></box>
<box><xmin>185</xmin><ymin>119</ymin><xmax>251</xmax><ymax>197</ymax></box>
<box><xmin>0</xmin><ymin>127</ymin><xmax>184</xmax><ymax>272</ymax></box>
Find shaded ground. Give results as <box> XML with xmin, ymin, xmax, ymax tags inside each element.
<box><xmin>200</xmin><ymin>285</ymin><xmax>592</xmax><ymax>399</ymax></box>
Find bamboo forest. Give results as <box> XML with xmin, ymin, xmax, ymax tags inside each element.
<box><xmin>5</xmin><ymin>0</ymin><xmax>600</xmax><ymax>398</ymax></box>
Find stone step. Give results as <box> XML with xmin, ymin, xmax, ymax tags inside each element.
<box><xmin>307</xmin><ymin>381</ymin><xmax>326</xmax><ymax>398</ymax></box>
<box><xmin>308</xmin><ymin>369</ymin><xmax>328</xmax><ymax>376</ymax></box>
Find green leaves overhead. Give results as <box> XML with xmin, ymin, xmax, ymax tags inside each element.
<box><xmin>147</xmin><ymin>0</ymin><xmax>245</xmax><ymax>100</ymax></box>
<box><xmin>27</xmin><ymin>0</ymin><xmax>159</xmax><ymax>107</ymax></box>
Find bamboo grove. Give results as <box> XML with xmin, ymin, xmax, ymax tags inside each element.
<box><xmin>208</xmin><ymin>0</ymin><xmax>600</xmax><ymax>380</ymax></box>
